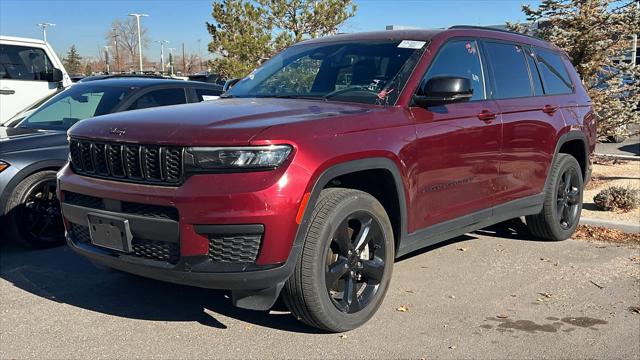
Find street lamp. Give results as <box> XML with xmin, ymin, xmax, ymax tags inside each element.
<box><xmin>167</xmin><ymin>47</ymin><xmax>176</xmax><ymax>76</ymax></box>
<box><xmin>112</xmin><ymin>29</ymin><xmax>120</xmax><ymax>73</ymax></box>
<box><xmin>128</xmin><ymin>13</ymin><xmax>148</xmax><ymax>72</ymax></box>
<box><xmin>103</xmin><ymin>46</ymin><xmax>111</xmax><ymax>74</ymax></box>
<box><xmin>156</xmin><ymin>40</ymin><xmax>169</xmax><ymax>74</ymax></box>
<box><xmin>37</xmin><ymin>22</ymin><xmax>55</xmax><ymax>42</ymax></box>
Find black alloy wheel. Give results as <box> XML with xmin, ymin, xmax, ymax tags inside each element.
<box><xmin>325</xmin><ymin>211</ymin><xmax>387</xmax><ymax>314</ymax></box>
<box><xmin>556</xmin><ymin>167</ymin><xmax>581</xmax><ymax>230</ymax></box>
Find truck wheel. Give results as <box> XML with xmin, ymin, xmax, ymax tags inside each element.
<box><xmin>283</xmin><ymin>188</ymin><xmax>394</xmax><ymax>332</ymax></box>
<box><xmin>5</xmin><ymin>170</ymin><xmax>65</xmax><ymax>248</ymax></box>
<box><xmin>526</xmin><ymin>154</ymin><xmax>583</xmax><ymax>241</ymax></box>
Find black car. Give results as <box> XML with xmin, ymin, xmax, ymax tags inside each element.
<box><xmin>0</xmin><ymin>76</ymin><xmax>223</xmax><ymax>247</ymax></box>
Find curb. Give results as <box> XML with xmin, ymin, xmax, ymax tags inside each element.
<box><xmin>594</xmin><ymin>153</ymin><xmax>640</xmax><ymax>161</ymax></box>
<box><xmin>580</xmin><ymin>217</ymin><xmax>640</xmax><ymax>234</ymax></box>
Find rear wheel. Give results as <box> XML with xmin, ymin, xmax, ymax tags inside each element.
<box><xmin>283</xmin><ymin>188</ymin><xmax>394</xmax><ymax>332</ymax></box>
<box><xmin>5</xmin><ymin>171</ymin><xmax>65</xmax><ymax>248</ymax></box>
<box><xmin>526</xmin><ymin>154</ymin><xmax>583</xmax><ymax>240</ymax></box>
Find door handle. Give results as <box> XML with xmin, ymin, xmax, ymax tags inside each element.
<box><xmin>542</xmin><ymin>104</ymin><xmax>559</xmax><ymax>114</ymax></box>
<box><xmin>477</xmin><ymin>109</ymin><xmax>497</xmax><ymax>122</ymax></box>
<box><xmin>0</xmin><ymin>89</ymin><xmax>15</xmax><ymax>95</ymax></box>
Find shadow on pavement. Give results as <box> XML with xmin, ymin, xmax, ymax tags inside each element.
<box><xmin>0</xmin><ymin>219</ymin><xmax>538</xmax><ymax>332</ymax></box>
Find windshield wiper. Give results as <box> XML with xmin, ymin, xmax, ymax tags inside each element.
<box><xmin>260</xmin><ymin>95</ymin><xmax>327</xmax><ymax>101</ymax></box>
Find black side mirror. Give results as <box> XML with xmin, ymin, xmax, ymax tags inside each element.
<box><xmin>223</xmin><ymin>78</ymin><xmax>241</xmax><ymax>92</ymax></box>
<box><xmin>413</xmin><ymin>76</ymin><xmax>473</xmax><ymax>107</ymax></box>
<box><xmin>51</xmin><ymin>68</ymin><xmax>63</xmax><ymax>82</ymax></box>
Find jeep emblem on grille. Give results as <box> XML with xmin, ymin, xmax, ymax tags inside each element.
<box><xmin>109</xmin><ymin>127</ymin><xmax>126</xmax><ymax>136</ymax></box>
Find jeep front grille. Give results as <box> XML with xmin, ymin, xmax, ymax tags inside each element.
<box><xmin>69</xmin><ymin>138</ymin><xmax>184</xmax><ymax>185</ymax></box>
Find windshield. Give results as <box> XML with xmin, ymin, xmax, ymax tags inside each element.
<box><xmin>19</xmin><ymin>85</ymin><xmax>133</xmax><ymax>130</ymax></box>
<box><xmin>226</xmin><ymin>40</ymin><xmax>427</xmax><ymax>105</ymax></box>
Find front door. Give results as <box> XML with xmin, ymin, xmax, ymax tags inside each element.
<box><xmin>410</xmin><ymin>39</ymin><xmax>502</xmax><ymax>230</ymax></box>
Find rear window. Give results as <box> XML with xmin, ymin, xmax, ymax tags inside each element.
<box><xmin>195</xmin><ymin>87</ymin><xmax>222</xmax><ymax>101</ymax></box>
<box><xmin>535</xmin><ymin>48</ymin><xmax>574</xmax><ymax>95</ymax></box>
<box><xmin>129</xmin><ymin>88</ymin><xmax>187</xmax><ymax>110</ymax></box>
<box><xmin>484</xmin><ymin>42</ymin><xmax>532</xmax><ymax>99</ymax></box>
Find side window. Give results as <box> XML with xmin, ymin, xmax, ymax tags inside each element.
<box><xmin>484</xmin><ymin>42</ymin><xmax>532</xmax><ymax>99</ymax></box>
<box><xmin>524</xmin><ymin>47</ymin><xmax>544</xmax><ymax>96</ymax></box>
<box><xmin>129</xmin><ymin>88</ymin><xmax>187</xmax><ymax>110</ymax></box>
<box><xmin>195</xmin><ymin>87</ymin><xmax>222</xmax><ymax>102</ymax></box>
<box><xmin>535</xmin><ymin>48</ymin><xmax>573</xmax><ymax>95</ymax></box>
<box><xmin>423</xmin><ymin>40</ymin><xmax>485</xmax><ymax>101</ymax></box>
<box><xmin>0</xmin><ymin>44</ymin><xmax>53</xmax><ymax>81</ymax></box>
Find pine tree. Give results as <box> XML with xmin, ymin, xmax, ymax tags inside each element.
<box><xmin>63</xmin><ymin>45</ymin><xmax>83</xmax><ymax>75</ymax></box>
<box><xmin>206</xmin><ymin>0</ymin><xmax>356</xmax><ymax>78</ymax></box>
<box><xmin>508</xmin><ymin>0</ymin><xmax>640</xmax><ymax>137</ymax></box>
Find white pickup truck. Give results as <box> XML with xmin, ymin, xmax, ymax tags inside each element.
<box><xmin>0</xmin><ymin>35</ymin><xmax>72</xmax><ymax>123</ymax></box>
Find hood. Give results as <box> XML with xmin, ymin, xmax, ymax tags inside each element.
<box><xmin>68</xmin><ymin>98</ymin><xmax>373</xmax><ymax>146</ymax></box>
<box><xmin>0</xmin><ymin>127</ymin><xmax>67</xmax><ymax>154</ymax></box>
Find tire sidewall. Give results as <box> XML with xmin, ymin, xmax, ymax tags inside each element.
<box><xmin>306</xmin><ymin>192</ymin><xmax>394</xmax><ymax>331</ymax></box>
<box><xmin>546</xmin><ymin>155</ymin><xmax>583</xmax><ymax>240</ymax></box>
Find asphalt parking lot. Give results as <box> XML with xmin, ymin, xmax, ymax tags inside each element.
<box><xmin>1</xmin><ymin>222</ymin><xmax>639</xmax><ymax>359</ymax></box>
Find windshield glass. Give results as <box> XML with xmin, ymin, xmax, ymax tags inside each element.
<box><xmin>19</xmin><ymin>85</ymin><xmax>133</xmax><ymax>130</ymax></box>
<box><xmin>227</xmin><ymin>40</ymin><xmax>427</xmax><ymax>105</ymax></box>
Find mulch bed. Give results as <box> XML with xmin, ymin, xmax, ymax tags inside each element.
<box><xmin>573</xmin><ymin>224</ymin><xmax>640</xmax><ymax>245</ymax></box>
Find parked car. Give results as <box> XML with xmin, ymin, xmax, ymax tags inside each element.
<box><xmin>0</xmin><ymin>35</ymin><xmax>72</xmax><ymax>123</ymax></box>
<box><xmin>0</xmin><ymin>76</ymin><xmax>224</xmax><ymax>248</ymax></box>
<box><xmin>188</xmin><ymin>71</ymin><xmax>226</xmax><ymax>85</ymax></box>
<box><xmin>58</xmin><ymin>26</ymin><xmax>595</xmax><ymax>332</ymax></box>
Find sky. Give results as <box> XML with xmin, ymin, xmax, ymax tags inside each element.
<box><xmin>0</xmin><ymin>0</ymin><xmax>541</xmax><ymax>60</ymax></box>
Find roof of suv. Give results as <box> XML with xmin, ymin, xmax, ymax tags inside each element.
<box><xmin>299</xmin><ymin>26</ymin><xmax>556</xmax><ymax>51</ymax></box>
<box><xmin>74</xmin><ymin>77</ymin><xmax>223</xmax><ymax>88</ymax></box>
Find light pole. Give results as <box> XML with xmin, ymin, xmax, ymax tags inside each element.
<box><xmin>156</xmin><ymin>40</ymin><xmax>169</xmax><ymax>74</ymax></box>
<box><xmin>167</xmin><ymin>47</ymin><xmax>176</xmax><ymax>76</ymax></box>
<box><xmin>128</xmin><ymin>13</ymin><xmax>148</xmax><ymax>72</ymax></box>
<box><xmin>103</xmin><ymin>46</ymin><xmax>111</xmax><ymax>74</ymax></box>
<box><xmin>112</xmin><ymin>30</ymin><xmax>120</xmax><ymax>73</ymax></box>
<box><xmin>197</xmin><ymin>38</ymin><xmax>203</xmax><ymax>72</ymax></box>
<box><xmin>37</xmin><ymin>22</ymin><xmax>55</xmax><ymax>42</ymax></box>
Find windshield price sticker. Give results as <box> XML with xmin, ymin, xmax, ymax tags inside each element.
<box><xmin>398</xmin><ymin>40</ymin><xmax>426</xmax><ymax>49</ymax></box>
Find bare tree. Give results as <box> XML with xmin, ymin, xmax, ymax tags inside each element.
<box><xmin>106</xmin><ymin>17</ymin><xmax>150</xmax><ymax>67</ymax></box>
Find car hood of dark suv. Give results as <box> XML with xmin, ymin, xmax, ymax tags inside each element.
<box><xmin>0</xmin><ymin>126</ymin><xmax>67</xmax><ymax>154</ymax></box>
<box><xmin>68</xmin><ymin>98</ymin><xmax>373</xmax><ymax>146</ymax></box>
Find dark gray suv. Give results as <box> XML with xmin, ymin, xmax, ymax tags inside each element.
<box><xmin>0</xmin><ymin>76</ymin><xmax>223</xmax><ymax>247</ymax></box>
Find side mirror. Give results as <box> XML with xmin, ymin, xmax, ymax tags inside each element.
<box><xmin>223</xmin><ymin>78</ymin><xmax>241</xmax><ymax>92</ymax></box>
<box><xmin>42</xmin><ymin>68</ymin><xmax>63</xmax><ymax>83</ymax></box>
<box><xmin>413</xmin><ymin>76</ymin><xmax>473</xmax><ymax>107</ymax></box>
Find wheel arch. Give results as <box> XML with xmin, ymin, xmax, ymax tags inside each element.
<box><xmin>0</xmin><ymin>160</ymin><xmax>65</xmax><ymax>215</ymax></box>
<box><xmin>292</xmin><ymin>157</ymin><xmax>409</xmax><ymax>257</ymax></box>
<box><xmin>553</xmin><ymin>131</ymin><xmax>590</xmax><ymax>183</ymax></box>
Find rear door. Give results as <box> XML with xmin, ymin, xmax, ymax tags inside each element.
<box><xmin>0</xmin><ymin>44</ymin><xmax>59</xmax><ymax>122</ymax></box>
<box><xmin>482</xmin><ymin>41</ymin><xmax>565</xmax><ymax>204</ymax></box>
<box><xmin>410</xmin><ymin>39</ymin><xmax>502</xmax><ymax>230</ymax></box>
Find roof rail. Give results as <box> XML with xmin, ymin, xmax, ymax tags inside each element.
<box><xmin>448</xmin><ymin>25</ymin><xmax>542</xmax><ymax>41</ymax></box>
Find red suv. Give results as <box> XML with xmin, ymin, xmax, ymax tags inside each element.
<box><xmin>58</xmin><ymin>26</ymin><xmax>595</xmax><ymax>332</ymax></box>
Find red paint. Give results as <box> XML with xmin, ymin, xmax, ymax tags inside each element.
<box><xmin>59</xmin><ymin>28</ymin><xmax>594</xmax><ymax>268</ymax></box>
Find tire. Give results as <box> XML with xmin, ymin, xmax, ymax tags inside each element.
<box><xmin>526</xmin><ymin>154</ymin><xmax>583</xmax><ymax>241</ymax></box>
<box><xmin>282</xmin><ymin>188</ymin><xmax>395</xmax><ymax>332</ymax></box>
<box><xmin>5</xmin><ymin>170</ymin><xmax>65</xmax><ymax>248</ymax></box>
<box><xmin>608</xmin><ymin>135</ymin><xmax>627</xmax><ymax>143</ymax></box>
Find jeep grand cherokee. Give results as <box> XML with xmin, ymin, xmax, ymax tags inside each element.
<box><xmin>57</xmin><ymin>26</ymin><xmax>595</xmax><ymax>332</ymax></box>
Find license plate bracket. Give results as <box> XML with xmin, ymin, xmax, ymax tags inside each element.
<box><xmin>87</xmin><ymin>213</ymin><xmax>133</xmax><ymax>252</ymax></box>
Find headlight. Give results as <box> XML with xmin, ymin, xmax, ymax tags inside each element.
<box><xmin>0</xmin><ymin>161</ymin><xmax>9</xmax><ymax>173</ymax></box>
<box><xmin>185</xmin><ymin>145</ymin><xmax>292</xmax><ymax>170</ymax></box>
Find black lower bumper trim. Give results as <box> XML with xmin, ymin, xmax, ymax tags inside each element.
<box><xmin>67</xmin><ymin>234</ymin><xmax>296</xmax><ymax>291</ymax></box>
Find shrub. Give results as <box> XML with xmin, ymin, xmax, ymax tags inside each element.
<box><xmin>593</xmin><ymin>186</ymin><xmax>640</xmax><ymax>212</ymax></box>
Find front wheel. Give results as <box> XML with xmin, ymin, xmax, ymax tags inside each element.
<box><xmin>526</xmin><ymin>154</ymin><xmax>583</xmax><ymax>240</ymax></box>
<box><xmin>282</xmin><ymin>188</ymin><xmax>395</xmax><ymax>332</ymax></box>
<box><xmin>5</xmin><ymin>171</ymin><xmax>65</xmax><ymax>248</ymax></box>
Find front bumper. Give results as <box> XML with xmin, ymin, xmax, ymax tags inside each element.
<box><xmin>57</xmin><ymin>160</ymin><xmax>311</xmax><ymax>292</ymax></box>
